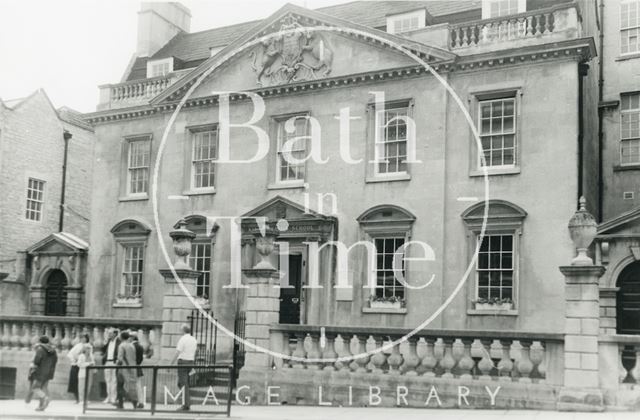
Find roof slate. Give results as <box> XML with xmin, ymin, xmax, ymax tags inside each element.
<box><xmin>128</xmin><ymin>1</ymin><xmax>479</xmax><ymax>81</ymax></box>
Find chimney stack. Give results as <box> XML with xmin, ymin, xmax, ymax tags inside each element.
<box><xmin>137</xmin><ymin>2</ymin><xmax>191</xmax><ymax>58</ymax></box>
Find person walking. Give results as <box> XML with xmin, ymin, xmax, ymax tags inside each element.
<box><xmin>102</xmin><ymin>328</ymin><xmax>120</xmax><ymax>404</ymax></box>
<box><xmin>131</xmin><ymin>332</ymin><xmax>145</xmax><ymax>409</ymax></box>
<box><xmin>77</xmin><ymin>344</ymin><xmax>95</xmax><ymax>403</ymax></box>
<box><xmin>67</xmin><ymin>333</ymin><xmax>91</xmax><ymax>403</ymax></box>
<box><xmin>116</xmin><ymin>331</ymin><xmax>138</xmax><ymax>409</ymax></box>
<box><xmin>171</xmin><ymin>324</ymin><xmax>197</xmax><ymax>411</ymax></box>
<box><xmin>29</xmin><ymin>336</ymin><xmax>58</xmax><ymax>412</ymax></box>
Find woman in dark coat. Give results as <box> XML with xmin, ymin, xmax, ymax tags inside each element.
<box><xmin>29</xmin><ymin>336</ymin><xmax>58</xmax><ymax>412</ymax></box>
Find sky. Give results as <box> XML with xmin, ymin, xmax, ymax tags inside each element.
<box><xmin>0</xmin><ymin>0</ymin><xmax>355</xmax><ymax>113</ymax></box>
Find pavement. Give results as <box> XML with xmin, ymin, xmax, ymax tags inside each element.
<box><xmin>0</xmin><ymin>400</ymin><xmax>639</xmax><ymax>420</ymax></box>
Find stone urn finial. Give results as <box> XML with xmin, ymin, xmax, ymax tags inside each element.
<box><xmin>568</xmin><ymin>196</ymin><xmax>598</xmax><ymax>266</ymax></box>
<box><xmin>169</xmin><ymin>219</ymin><xmax>196</xmax><ymax>270</ymax></box>
<box><xmin>253</xmin><ymin>227</ymin><xmax>278</xmax><ymax>270</ymax></box>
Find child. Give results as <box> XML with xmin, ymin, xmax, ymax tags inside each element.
<box><xmin>77</xmin><ymin>344</ymin><xmax>95</xmax><ymax>403</ymax></box>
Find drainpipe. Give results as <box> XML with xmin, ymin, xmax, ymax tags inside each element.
<box><xmin>597</xmin><ymin>0</ymin><xmax>605</xmax><ymax>222</ymax></box>
<box><xmin>59</xmin><ymin>130</ymin><xmax>72</xmax><ymax>232</ymax></box>
<box><xmin>578</xmin><ymin>62</ymin><xmax>589</xmax><ymax>202</ymax></box>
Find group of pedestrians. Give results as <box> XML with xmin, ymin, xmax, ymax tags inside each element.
<box><xmin>26</xmin><ymin>325</ymin><xmax>196</xmax><ymax>413</ymax></box>
<box><xmin>98</xmin><ymin>328</ymin><xmax>146</xmax><ymax>409</ymax></box>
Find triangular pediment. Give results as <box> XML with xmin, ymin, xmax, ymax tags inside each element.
<box><xmin>242</xmin><ymin>195</ymin><xmax>328</xmax><ymax>221</ymax></box>
<box><xmin>598</xmin><ymin>207</ymin><xmax>640</xmax><ymax>236</ymax></box>
<box><xmin>153</xmin><ymin>4</ymin><xmax>455</xmax><ymax>104</ymax></box>
<box><xmin>26</xmin><ymin>232</ymin><xmax>89</xmax><ymax>254</ymax></box>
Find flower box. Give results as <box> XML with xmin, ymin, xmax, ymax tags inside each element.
<box><xmin>474</xmin><ymin>302</ymin><xmax>513</xmax><ymax>311</ymax></box>
<box><xmin>115</xmin><ymin>296</ymin><xmax>142</xmax><ymax>306</ymax></box>
<box><xmin>370</xmin><ymin>300</ymin><xmax>403</xmax><ymax>309</ymax></box>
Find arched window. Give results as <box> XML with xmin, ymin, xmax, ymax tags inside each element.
<box><xmin>111</xmin><ymin>219</ymin><xmax>151</xmax><ymax>307</ymax></box>
<box><xmin>357</xmin><ymin>205</ymin><xmax>416</xmax><ymax>310</ymax></box>
<box><xmin>462</xmin><ymin>200</ymin><xmax>526</xmax><ymax>313</ymax></box>
<box><xmin>174</xmin><ymin>215</ymin><xmax>218</xmax><ymax>298</ymax></box>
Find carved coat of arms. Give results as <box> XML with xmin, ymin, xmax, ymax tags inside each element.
<box><xmin>250</xmin><ymin>15</ymin><xmax>333</xmax><ymax>87</ymax></box>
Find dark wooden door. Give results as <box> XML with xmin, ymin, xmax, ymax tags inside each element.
<box><xmin>45</xmin><ymin>270</ymin><xmax>67</xmax><ymax>316</ymax></box>
<box><xmin>617</xmin><ymin>261</ymin><xmax>640</xmax><ymax>335</ymax></box>
<box><xmin>279</xmin><ymin>254</ymin><xmax>302</xmax><ymax>324</ymax></box>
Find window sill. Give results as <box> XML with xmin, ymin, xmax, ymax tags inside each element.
<box><xmin>469</xmin><ymin>166</ymin><xmax>520</xmax><ymax>177</ymax></box>
<box><xmin>365</xmin><ymin>173</ymin><xmax>411</xmax><ymax>183</ymax></box>
<box><xmin>616</xmin><ymin>53</ymin><xmax>640</xmax><ymax>62</ymax></box>
<box><xmin>267</xmin><ymin>182</ymin><xmax>307</xmax><ymax>190</ymax></box>
<box><xmin>613</xmin><ymin>164</ymin><xmax>640</xmax><ymax>172</ymax></box>
<box><xmin>112</xmin><ymin>302</ymin><xmax>143</xmax><ymax>308</ymax></box>
<box><xmin>467</xmin><ymin>308</ymin><xmax>518</xmax><ymax>316</ymax></box>
<box><xmin>119</xmin><ymin>194</ymin><xmax>149</xmax><ymax>202</ymax></box>
<box><xmin>362</xmin><ymin>307</ymin><xmax>407</xmax><ymax>314</ymax></box>
<box><xmin>182</xmin><ymin>188</ymin><xmax>216</xmax><ymax>196</ymax></box>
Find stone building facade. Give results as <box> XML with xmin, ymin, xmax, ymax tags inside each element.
<box><xmin>0</xmin><ymin>90</ymin><xmax>94</xmax><ymax>316</ymax></box>
<box><xmin>84</xmin><ymin>0</ymin><xmax>598</xmax><ymax>341</ymax></box>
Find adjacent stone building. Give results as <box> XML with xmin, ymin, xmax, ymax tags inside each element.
<box><xmin>0</xmin><ymin>90</ymin><xmax>94</xmax><ymax>316</ymax></box>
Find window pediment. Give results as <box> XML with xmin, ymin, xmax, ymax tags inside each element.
<box><xmin>111</xmin><ymin>218</ymin><xmax>152</xmax><ymax>237</ymax></box>
<box><xmin>357</xmin><ymin>205</ymin><xmax>416</xmax><ymax>233</ymax></box>
<box><xmin>462</xmin><ymin>200</ymin><xmax>526</xmax><ymax>229</ymax></box>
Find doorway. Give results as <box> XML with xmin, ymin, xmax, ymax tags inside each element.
<box><xmin>45</xmin><ymin>269</ymin><xmax>68</xmax><ymax>316</ymax></box>
<box><xmin>279</xmin><ymin>254</ymin><xmax>303</xmax><ymax>324</ymax></box>
<box><xmin>617</xmin><ymin>261</ymin><xmax>640</xmax><ymax>335</ymax></box>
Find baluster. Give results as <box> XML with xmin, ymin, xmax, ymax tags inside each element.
<box><xmin>517</xmin><ymin>17</ymin><xmax>525</xmax><ymax>38</ymax></box>
<box><xmin>307</xmin><ymin>332</ymin><xmax>321</xmax><ymax>370</ymax></box>
<box><xmin>462</xmin><ymin>27</ymin><xmax>469</xmax><ymax>47</ymax></box>
<box><xmin>52</xmin><ymin>323</ymin><xmax>62</xmax><ymax>350</ymax></box>
<box><xmin>478</xmin><ymin>23</ymin><xmax>485</xmax><ymax>45</ymax></box>
<box><xmin>516</xmin><ymin>340</ymin><xmax>534</xmax><ymax>383</ymax></box>
<box><xmin>403</xmin><ymin>337</ymin><xmax>420</xmax><ymax>376</ymax></box>
<box><xmin>618</xmin><ymin>345</ymin><xmax>628</xmax><ymax>383</ymax></box>
<box><xmin>43</xmin><ymin>324</ymin><xmax>52</xmax><ymax>341</ymax></box>
<box><xmin>354</xmin><ymin>334</ymin><xmax>370</xmax><ymax>373</ymax></box>
<box><xmin>322</xmin><ymin>333</ymin><xmax>338</xmax><ymax>371</ymax></box>
<box><xmin>458</xmin><ymin>338</ymin><xmax>475</xmax><ymax>380</ymax></box>
<box><xmin>280</xmin><ymin>332</ymin><xmax>292</xmax><ymax>368</ymax></box>
<box><xmin>71</xmin><ymin>325</ymin><xmax>80</xmax><ymax>346</ymax></box>
<box><xmin>440</xmin><ymin>338</ymin><xmax>456</xmax><ymax>378</ymax></box>
<box><xmin>420</xmin><ymin>337</ymin><xmax>437</xmax><ymax>377</ymax></box>
<box><xmin>534</xmin><ymin>14</ymin><xmax>542</xmax><ymax>35</ymax></box>
<box><xmin>21</xmin><ymin>322</ymin><xmax>31</xmax><ymax>349</ymax></box>
<box><xmin>30</xmin><ymin>323</ymin><xmax>40</xmax><ymax>347</ymax></box>
<box><xmin>526</xmin><ymin>16</ymin><xmax>534</xmax><ymax>36</ymax></box>
<box><xmin>533</xmin><ymin>341</ymin><xmax>546</xmax><ymax>381</ymax></box>
<box><xmin>9</xmin><ymin>323</ymin><xmax>21</xmax><ymax>349</ymax></box>
<box><xmin>370</xmin><ymin>336</ymin><xmax>387</xmax><ymax>373</ymax></box>
<box><xmin>497</xmin><ymin>339</ymin><xmax>514</xmax><ymax>381</ymax></box>
<box><xmin>631</xmin><ymin>345</ymin><xmax>640</xmax><ymax>384</ymax></box>
<box><xmin>478</xmin><ymin>338</ymin><xmax>494</xmax><ymax>379</ymax></box>
<box><xmin>138</xmin><ymin>328</ymin><xmax>150</xmax><ymax>355</ymax></box>
<box><xmin>60</xmin><ymin>325</ymin><xmax>71</xmax><ymax>351</ymax></box>
<box><xmin>1</xmin><ymin>322</ymin><xmax>10</xmax><ymax>348</ymax></box>
<box><xmin>336</xmin><ymin>334</ymin><xmax>353</xmax><ymax>371</ymax></box>
<box><xmin>387</xmin><ymin>340</ymin><xmax>404</xmax><ymax>375</ymax></box>
<box><xmin>291</xmin><ymin>333</ymin><xmax>306</xmax><ymax>369</ymax></box>
<box><xmin>543</xmin><ymin>13</ymin><xmax>551</xmax><ymax>34</ymax></box>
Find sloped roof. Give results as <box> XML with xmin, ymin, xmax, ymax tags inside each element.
<box><xmin>129</xmin><ymin>1</ymin><xmax>479</xmax><ymax>81</ymax></box>
<box><xmin>57</xmin><ymin>106</ymin><xmax>94</xmax><ymax>132</ymax></box>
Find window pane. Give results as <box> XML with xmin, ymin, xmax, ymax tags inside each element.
<box><xmin>25</xmin><ymin>178</ymin><xmax>45</xmax><ymax>221</ymax></box>
<box><xmin>476</xmin><ymin>234</ymin><xmax>516</xmax><ymax>303</ymax></box>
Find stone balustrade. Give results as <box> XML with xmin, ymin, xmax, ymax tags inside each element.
<box><xmin>0</xmin><ymin>315</ymin><xmax>162</xmax><ymax>358</ymax></box>
<box><xmin>610</xmin><ymin>335</ymin><xmax>640</xmax><ymax>385</ymax></box>
<box><xmin>97</xmin><ymin>72</ymin><xmax>189</xmax><ymax>111</ymax></box>
<box><xmin>449</xmin><ymin>3</ymin><xmax>580</xmax><ymax>51</ymax></box>
<box><xmin>270</xmin><ymin>325</ymin><xmax>564</xmax><ymax>384</ymax></box>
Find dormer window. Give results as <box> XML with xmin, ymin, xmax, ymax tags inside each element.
<box><xmin>146</xmin><ymin>57</ymin><xmax>174</xmax><ymax>78</ymax></box>
<box><xmin>482</xmin><ymin>0</ymin><xmax>525</xmax><ymax>19</ymax></box>
<box><xmin>386</xmin><ymin>9</ymin><xmax>426</xmax><ymax>34</ymax></box>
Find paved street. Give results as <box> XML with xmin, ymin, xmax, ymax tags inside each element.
<box><xmin>0</xmin><ymin>400</ymin><xmax>638</xmax><ymax>420</ymax></box>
